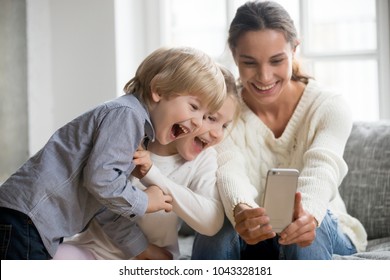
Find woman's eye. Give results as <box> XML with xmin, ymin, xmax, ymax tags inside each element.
<box><xmin>271</xmin><ymin>59</ymin><xmax>283</xmax><ymax>65</ymax></box>
<box><xmin>243</xmin><ymin>61</ymin><xmax>255</xmax><ymax>66</ymax></box>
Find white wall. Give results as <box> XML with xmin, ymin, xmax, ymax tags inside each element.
<box><xmin>0</xmin><ymin>0</ymin><xmax>28</xmax><ymax>182</ymax></box>
<box><xmin>27</xmin><ymin>0</ymin><xmax>117</xmax><ymax>154</ymax></box>
<box><xmin>114</xmin><ymin>0</ymin><xmax>168</xmax><ymax>94</ymax></box>
<box><xmin>27</xmin><ymin>0</ymin><xmax>168</xmax><ymax>155</ymax></box>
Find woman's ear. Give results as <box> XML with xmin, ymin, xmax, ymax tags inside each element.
<box><xmin>232</xmin><ymin>50</ymin><xmax>239</xmax><ymax>66</ymax></box>
<box><xmin>292</xmin><ymin>39</ymin><xmax>300</xmax><ymax>53</ymax></box>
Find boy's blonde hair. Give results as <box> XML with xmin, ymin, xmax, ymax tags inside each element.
<box><xmin>124</xmin><ymin>47</ymin><xmax>226</xmax><ymax>113</ymax></box>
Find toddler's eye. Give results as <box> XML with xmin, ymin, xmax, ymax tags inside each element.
<box><xmin>208</xmin><ymin>116</ymin><xmax>217</xmax><ymax>122</ymax></box>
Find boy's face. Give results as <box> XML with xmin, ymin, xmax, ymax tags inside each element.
<box><xmin>175</xmin><ymin>96</ymin><xmax>236</xmax><ymax>161</ymax></box>
<box><xmin>149</xmin><ymin>93</ymin><xmax>209</xmax><ymax>145</ymax></box>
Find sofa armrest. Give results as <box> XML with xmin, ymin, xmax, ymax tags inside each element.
<box><xmin>339</xmin><ymin>121</ymin><xmax>390</xmax><ymax>240</ymax></box>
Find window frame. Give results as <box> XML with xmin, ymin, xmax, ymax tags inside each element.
<box><xmin>298</xmin><ymin>0</ymin><xmax>389</xmax><ymax>120</ymax></box>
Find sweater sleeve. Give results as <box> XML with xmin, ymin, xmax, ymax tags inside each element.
<box><xmin>215</xmin><ymin>132</ymin><xmax>260</xmax><ymax>226</ymax></box>
<box><xmin>298</xmin><ymin>94</ymin><xmax>353</xmax><ymax>225</ymax></box>
<box><xmin>140</xmin><ymin>148</ymin><xmax>224</xmax><ymax>236</ymax></box>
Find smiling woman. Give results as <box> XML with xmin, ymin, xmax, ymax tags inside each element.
<box><xmin>191</xmin><ymin>0</ymin><xmax>367</xmax><ymax>260</ymax></box>
<box><xmin>160</xmin><ymin>0</ymin><xmax>389</xmax><ymax>121</ymax></box>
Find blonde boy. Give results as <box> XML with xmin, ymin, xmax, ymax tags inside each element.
<box><xmin>53</xmin><ymin>66</ymin><xmax>240</xmax><ymax>260</ymax></box>
<box><xmin>0</xmin><ymin>47</ymin><xmax>226</xmax><ymax>259</ymax></box>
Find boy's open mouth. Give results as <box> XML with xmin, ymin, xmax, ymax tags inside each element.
<box><xmin>172</xmin><ymin>124</ymin><xmax>189</xmax><ymax>138</ymax></box>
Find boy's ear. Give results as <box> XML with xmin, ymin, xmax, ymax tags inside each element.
<box><xmin>151</xmin><ymin>90</ymin><xmax>161</xmax><ymax>103</ymax></box>
<box><xmin>150</xmin><ymin>76</ymin><xmax>162</xmax><ymax>102</ymax></box>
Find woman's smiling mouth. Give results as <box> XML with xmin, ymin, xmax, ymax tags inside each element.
<box><xmin>252</xmin><ymin>82</ymin><xmax>277</xmax><ymax>92</ymax></box>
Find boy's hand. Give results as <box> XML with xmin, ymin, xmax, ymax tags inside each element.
<box><xmin>132</xmin><ymin>145</ymin><xmax>153</xmax><ymax>179</ymax></box>
<box><xmin>144</xmin><ymin>185</ymin><xmax>173</xmax><ymax>213</ymax></box>
<box><xmin>134</xmin><ymin>244</ymin><xmax>173</xmax><ymax>260</ymax></box>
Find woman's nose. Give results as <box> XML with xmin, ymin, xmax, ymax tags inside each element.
<box><xmin>257</xmin><ymin>64</ymin><xmax>272</xmax><ymax>82</ymax></box>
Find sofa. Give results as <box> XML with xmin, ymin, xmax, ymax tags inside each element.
<box><xmin>178</xmin><ymin>121</ymin><xmax>390</xmax><ymax>259</ymax></box>
<box><xmin>333</xmin><ymin>121</ymin><xmax>390</xmax><ymax>259</ymax></box>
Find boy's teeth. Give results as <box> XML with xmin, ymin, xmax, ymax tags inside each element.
<box><xmin>179</xmin><ymin>124</ymin><xmax>189</xmax><ymax>134</ymax></box>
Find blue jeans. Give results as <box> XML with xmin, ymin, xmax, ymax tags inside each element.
<box><xmin>0</xmin><ymin>207</ymin><xmax>51</xmax><ymax>260</ymax></box>
<box><xmin>192</xmin><ymin>210</ymin><xmax>357</xmax><ymax>260</ymax></box>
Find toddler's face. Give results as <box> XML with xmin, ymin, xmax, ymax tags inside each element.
<box><xmin>149</xmin><ymin>94</ymin><xmax>210</xmax><ymax>145</ymax></box>
<box><xmin>175</xmin><ymin>96</ymin><xmax>236</xmax><ymax>161</ymax></box>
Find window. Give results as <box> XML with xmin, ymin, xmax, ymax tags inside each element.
<box><xmin>301</xmin><ymin>0</ymin><xmax>379</xmax><ymax>121</ymax></box>
<box><xmin>161</xmin><ymin>0</ymin><xmax>389</xmax><ymax>121</ymax></box>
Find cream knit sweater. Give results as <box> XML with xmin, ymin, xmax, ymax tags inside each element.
<box><xmin>216</xmin><ymin>79</ymin><xmax>367</xmax><ymax>252</ymax></box>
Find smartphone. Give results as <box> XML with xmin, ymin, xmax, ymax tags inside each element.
<box><xmin>262</xmin><ymin>168</ymin><xmax>299</xmax><ymax>233</ymax></box>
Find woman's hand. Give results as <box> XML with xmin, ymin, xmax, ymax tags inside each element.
<box><xmin>134</xmin><ymin>244</ymin><xmax>173</xmax><ymax>260</ymax></box>
<box><xmin>234</xmin><ymin>203</ymin><xmax>276</xmax><ymax>244</ymax></box>
<box><xmin>278</xmin><ymin>192</ymin><xmax>317</xmax><ymax>247</ymax></box>
<box><xmin>132</xmin><ymin>145</ymin><xmax>153</xmax><ymax>179</ymax></box>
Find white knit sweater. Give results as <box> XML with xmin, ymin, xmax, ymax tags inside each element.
<box><xmin>216</xmin><ymin>79</ymin><xmax>367</xmax><ymax>252</ymax></box>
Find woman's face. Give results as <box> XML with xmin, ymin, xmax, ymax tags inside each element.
<box><xmin>233</xmin><ymin>29</ymin><xmax>295</xmax><ymax>106</ymax></box>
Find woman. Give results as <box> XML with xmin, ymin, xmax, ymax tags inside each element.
<box><xmin>192</xmin><ymin>0</ymin><xmax>367</xmax><ymax>260</ymax></box>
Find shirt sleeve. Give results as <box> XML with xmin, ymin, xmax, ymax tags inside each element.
<box><xmin>140</xmin><ymin>148</ymin><xmax>224</xmax><ymax>236</ymax></box>
<box><xmin>83</xmin><ymin>106</ymin><xmax>148</xmax><ymax>222</ymax></box>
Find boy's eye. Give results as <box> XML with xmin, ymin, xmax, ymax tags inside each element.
<box><xmin>191</xmin><ymin>104</ymin><xmax>199</xmax><ymax>110</ymax></box>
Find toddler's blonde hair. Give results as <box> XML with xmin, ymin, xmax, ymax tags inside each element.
<box><xmin>218</xmin><ymin>64</ymin><xmax>241</xmax><ymax>127</ymax></box>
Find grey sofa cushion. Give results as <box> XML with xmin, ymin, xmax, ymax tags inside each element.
<box><xmin>339</xmin><ymin>121</ymin><xmax>390</xmax><ymax>240</ymax></box>
<box><xmin>333</xmin><ymin>251</ymin><xmax>390</xmax><ymax>260</ymax></box>
<box><xmin>333</xmin><ymin>237</ymin><xmax>390</xmax><ymax>259</ymax></box>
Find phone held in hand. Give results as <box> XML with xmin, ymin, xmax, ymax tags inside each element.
<box><xmin>262</xmin><ymin>168</ymin><xmax>299</xmax><ymax>233</ymax></box>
